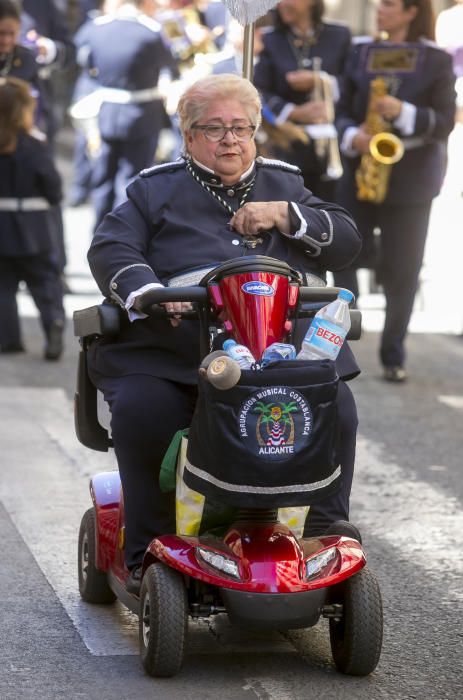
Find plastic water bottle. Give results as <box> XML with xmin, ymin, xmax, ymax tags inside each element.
<box><xmin>297</xmin><ymin>289</ymin><xmax>354</xmax><ymax>361</ymax></box>
<box><xmin>222</xmin><ymin>339</ymin><xmax>256</xmax><ymax>369</ymax></box>
<box><xmin>261</xmin><ymin>342</ymin><xmax>296</xmax><ymax>367</ymax></box>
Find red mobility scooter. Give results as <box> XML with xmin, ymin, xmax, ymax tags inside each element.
<box><xmin>74</xmin><ymin>256</ymin><xmax>383</xmax><ymax>678</ymax></box>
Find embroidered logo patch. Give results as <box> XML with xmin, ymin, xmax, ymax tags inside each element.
<box><xmin>238</xmin><ymin>386</ymin><xmax>312</xmax><ymax>460</ymax></box>
<box><xmin>241</xmin><ymin>281</ymin><xmax>275</xmax><ymax>297</ymax></box>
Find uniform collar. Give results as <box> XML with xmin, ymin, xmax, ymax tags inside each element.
<box><xmin>189</xmin><ymin>157</ymin><xmax>256</xmax><ymax>190</ymax></box>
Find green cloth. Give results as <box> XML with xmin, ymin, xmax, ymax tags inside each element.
<box><xmin>159</xmin><ymin>428</ymin><xmax>189</xmax><ymax>493</ymax></box>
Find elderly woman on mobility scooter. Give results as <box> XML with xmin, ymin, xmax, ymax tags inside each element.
<box><xmin>86</xmin><ymin>73</ymin><xmax>362</xmax><ymax>596</ymax></box>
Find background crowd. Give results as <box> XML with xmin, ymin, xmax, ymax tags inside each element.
<box><xmin>0</xmin><ymin>0</ymin><xmax>461</xmax><ymax>378</ymax></box>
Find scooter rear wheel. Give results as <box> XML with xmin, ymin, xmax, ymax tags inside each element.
<box><xmin>78</xmin><ymin>508</ymin><xmax>116</xmax><ymax>604</ymax></box>
<box><xmin>139</xmin><ymin>562</ymin><xmax>188</xmax><ymax>677</ymax></box>
<box><xmin>329</xmin><ymin>566</ymin><xmax>383</xmax><ymax>676</ymax></box>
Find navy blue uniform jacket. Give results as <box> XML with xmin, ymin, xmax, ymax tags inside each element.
<box><xmin>0</xmin><ymin>45</ymin><xmax>39</xmax><ymax>84</ymax></box>
<box><xmin>87</xmin><ymin>158</ymin><xmax>362</xmax><ymax>384</ymax></box>
<box><xmin>336</xmin><ymin>39</ymin><xmax>456</xmax><ymax>205</ymax></box>
<box><xmin>73</xmin><ymin>14</ymin><xmax>176</xmax><ymax>141</ymax></box>
<box><xmin>0</xmin><ymin>133</ymin><xmax>62</xmax><ymax>257</ymax></box>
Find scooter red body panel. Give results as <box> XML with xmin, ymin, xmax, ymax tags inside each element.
<box><xmin>143</xmin><ymin>529</ymin><xmax>365</xmax><ymax>595</ymax></box>
<box><xmin>210</xmin><ymin>271</ymin><xmax>299</xmax><ymax>360</ymax></box>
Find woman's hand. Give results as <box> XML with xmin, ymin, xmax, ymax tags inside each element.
<box><xmin>289</xmin><ymin>101</ymin><xmax>328</xmax><ymax>124</ymax></box>
<box><xmin>285</xmin><ymin>69</ymin><xmax>315</xmax><ymax>92</ymax></box>
<box><xmin>230</xmin><ymin>202</ymin><xmax>290</xmax><ymax>236</ymax></box>
<box><xmin>374</xmin><ymin>95</ymin><xmax>402</xmax><ymax>121</ymax></box>
<box><xmin>352</xmin><ymin>126</ymin><xmax>372</xmax><ymax>155</ymax></box>
<box><xmin>162</xmin><ymin>301</ymin><xmax>193</xmax><ymax>327</ymax></box>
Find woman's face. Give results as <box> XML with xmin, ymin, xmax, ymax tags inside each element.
<box><xmin>185</xmin><ymin>98</ymin><xmax>257</xmax><ymax>184</ymax></box>
<box><xmin>277</xmin><ymin>0</ymin><xmax>314</xmax><ymax>27</ymax></box>
<box><xmin>0</xmin><ymin>17</ymin><xmax>20</xmax><ymax>55</ymax></box>
<box><xmin>377</xmin><ymin>0</ymin><xmax>418</xmax><ymax>36</ymax></box>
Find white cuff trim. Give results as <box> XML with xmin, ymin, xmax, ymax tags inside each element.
<box><xmin>36</xmin><ymin>37</ymin><xmax>58</xmax><ymax>65</ymax></box>
<box><xmin>341</xmin><ymin>126</ymin><xmax>361</xmax><ymax>157</ymax></box>
<box><xmin>393</xmin><ymin>102</ymin><xmax>416</xmax><ymax>136</ymax></box>
<box><xmin>126</xmin><ymin>282</ymin><xmax>164</xmax><ymax>322</ymax></box>
<box><xmin>290</xmin><ymin>202</ymin><xmax>308</xmax><ymax>239</ymax></box>
<box><xmin>276</xmin><ymin>103</ymin><xmax>296</xmax><ymax>125</ymax></box>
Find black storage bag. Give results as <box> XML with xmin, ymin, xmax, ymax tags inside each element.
<box><xmin>185</xmin><ymin>359</ymin><xmax>341</xmax><ymax>508</ymax></box>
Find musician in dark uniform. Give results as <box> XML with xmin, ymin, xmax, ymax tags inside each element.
<box><xmin>68</xmin><ymin>0</ymin><xmax>105</xmax><ymax>207</ymax></box>
<box><xmin>87</xmin><ymin>74</ymin><xmax>363</xmax><ymax>593</ymax></box>
<box><xmin>73</xmin><ymin>0</ymin><xmax>177</xmax><ymax>231</ymax></box>
<box><xmin>20</xmin><ymin>0</ymin><xmax>76</xmax><ymax>141</ymax></box>
<box><xmin>0</xmin><ymin>77</ymin><xmax>64</xmax><ymax>359</ymax></box>
<box><xmin>253</xmin><ymin>0</ymin><xmax>351</xmax><ymax>200</ymax></box>
<box><xmin>0</xmin><ymin>0</ymin><xmax>45</xmax><ymax>130</ymax></box>
<box><xmin>0</xmin><ymin>0</ymin><xmax>69</xmax><ymax>282</ymax></box>
<box><xmin>333</xmin><ymin>0</ymin><xmax>456</xmax><ymax>382</ymax></box>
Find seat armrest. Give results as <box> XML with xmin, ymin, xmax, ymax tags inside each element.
<box><xmin>73</xmin><ymin>303</ymin><xmax>120</xmax><ymax>338</ymax></box>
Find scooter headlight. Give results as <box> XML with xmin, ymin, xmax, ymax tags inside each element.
<box><xmin>196</xmin><ymin>547</ymin><xmax>241</xmax><ymax>579</ymax></box>
<box><xmin>304</xmin><ymin>547</ymin><xmax>338</xmax><ymax>581</ymax></box>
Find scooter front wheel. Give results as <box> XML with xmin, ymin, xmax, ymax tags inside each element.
<box><xmin>139</xmin><ymin>562</ymin><xmax>188</xmax><ymax>677</ymax></box>
<box><xmin>329</xmin><ymin>566</ymin><xmax>383</xmax><ymax>676</ymax></box>
<box><xmin>78</xmin><ymin>508</ymin><xmax>116</xmax><ymax>604</ymax></box>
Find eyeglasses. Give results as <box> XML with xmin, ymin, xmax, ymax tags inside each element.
<box><xmin>192</xmin><ymin>124</ymin><xmax>256</xmax><ymax>142</ymax></box>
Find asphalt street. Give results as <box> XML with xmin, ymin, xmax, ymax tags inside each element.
<box><xmin>0</xmin><ymin>127</ymin><xmax>462</xmax><ymax>699</ymax></box>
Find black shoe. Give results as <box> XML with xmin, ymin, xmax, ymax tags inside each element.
<box><xmin>383</xmin><ymin>365</ymin><xmax>407</xmax><ymax>383</ymax></box>
<box><xmin>325</xmin><ymin>520</ymin><xmax>362</xmax><ymax>544</ymax></box>
<box><xmin>126</xmin><ymin>565</ymin><xmax>143</xmax><ymax>595</ymax></box>
<box><xmin>44</xmin><ymin>320</ymin><xmax>64</xmax><ymax>361</ymax></box>
<box><xmin>1</xmin><ymin>343</ymin><xmax>25</xmax><ymax>354</ymax></box>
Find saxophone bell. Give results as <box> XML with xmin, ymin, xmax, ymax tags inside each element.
<box><xmin>369</xmin><ymin>131</ymin><xmax>404</xmax><ymax>165</ymax></box>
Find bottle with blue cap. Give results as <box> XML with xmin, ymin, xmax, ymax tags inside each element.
<box><xmin>222</xmin><ymin>339</ymin><xmax>256</xmax><ymax>369</ymax></box>
<box><xmin>297</xmin><ymin>289</ymin><xmax>354</xmax><ymax>361</ymax></box>
<box><xmin>261</xmin><ymin>342</ymin><xmax>296</xmax><ymax>367</ymax></box>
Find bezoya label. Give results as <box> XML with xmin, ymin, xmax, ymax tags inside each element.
<box><xmin>305</xmin><ymin>319</ymin><xmax>347</xmax><ymax>360</ymax></box>
<box><xmin>238</xmin><ymin>386</ymin><xmax>312</xmax><ymax>461</ymax></box>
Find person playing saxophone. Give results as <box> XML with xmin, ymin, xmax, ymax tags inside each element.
<box><xmin>333</xmin><ymin>0</ymin><xmax>455</xmax><ymax>383</ymax></box>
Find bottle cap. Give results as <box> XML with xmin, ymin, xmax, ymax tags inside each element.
<box><xmin>222</xmin><ymin>339</ymin><xmax>237</xmax><ymax>350</ymax></box>
<box><xmin>338</xmin><ymin>289</ymin><xmax>354</xmax><ymax>303</ymax></box>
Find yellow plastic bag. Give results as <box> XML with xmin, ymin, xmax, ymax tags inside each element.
<box><xmin>175</xmin><ymin>436</ymin><xmax>206</xmax><ymax>536</ymax></box>
<box><xmin>278</xmin><ymin>506</ymin><xmax>310</xmax><ymax>540</ymax></box>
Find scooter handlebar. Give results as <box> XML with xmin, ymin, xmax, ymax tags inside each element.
<box><xmin>298</xmin><ymin>286</ymin><xmax>346</xmax><ymax>303</ymax></box>
<box><xmin>135</xmin><ymin>285</ymin><xmax>208</xmax><ymax>314</ymax></box>
<box><xmin>137</xmin><ymin>285</ymin><xmax>347</xmax><ymax>308</ymax></box>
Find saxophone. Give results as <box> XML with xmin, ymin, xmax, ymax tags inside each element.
<box><xmin>355</xmin><ymin>76</ymin><xmax>404</xmax><ymax>204</ymax></box>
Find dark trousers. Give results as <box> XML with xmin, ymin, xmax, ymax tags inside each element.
<box><xmin>334</xmin><ymin>200</ymin><xmax>432</xmax><ymax>368</ymax></box>
<box><xmin>95</xmin><ymin>373</ymin><xmax>358</xmax><ymax>568</ymax></box>
<box><xmin>96</xmin><ymin>374</ymin><xmax>198</xmax><ymax>569</ymax></box>
<box><xmin>70</xmin><ymin>130</ymin><xmax>93</xmax><ymax>202</ymax></box>
<box><xmin>91</xmin><ymin>136</ymin><xmax>158</xmax><ymax>232</ymax></box>
<box><xmin>50</xmin><ymin>205</ymin><xmax>67</xmax><ymax>272</ymax></box>
<box><xmin>303</xmin><ymin>380</ymin><xmax>358</xmax><ymax>536</ymax></box>
<box><xmin>0</xmin><ymin>254</ymin><xmax>65</xmax><ymax>348</ymax></box>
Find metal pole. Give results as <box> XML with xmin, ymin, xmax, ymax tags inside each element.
<box><xmin>242</xmin><ymin>22</ymin><xmax>255</xmax><ymax>81</ymax></box>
